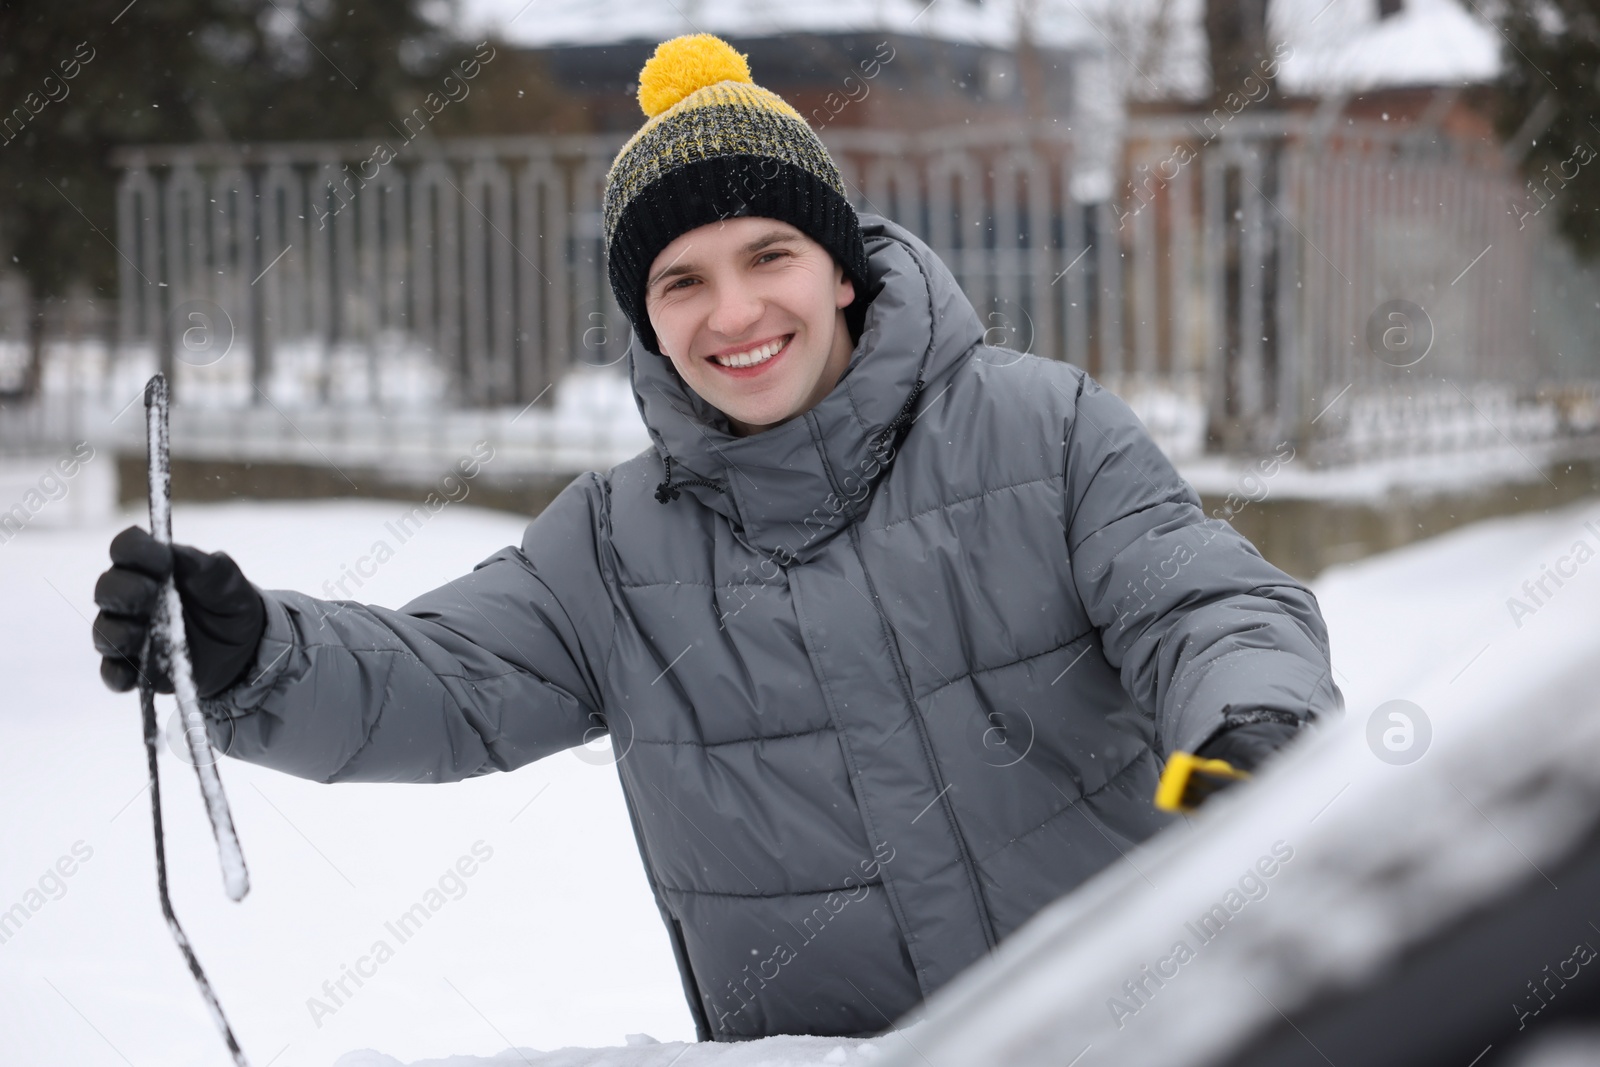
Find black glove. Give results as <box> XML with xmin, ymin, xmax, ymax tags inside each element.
<box><xmin>92</xmin><ymin>524</ymin><xmax>266</xmax><ymax>698</ymax></box>
<box><xmin>1194</xmin><ymin>718</ymin><xmax>1303</xmax><ymax>774</ymax></box>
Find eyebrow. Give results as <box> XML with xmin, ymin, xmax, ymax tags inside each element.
<box><xmin>646</xmin><ymin>228</ymin><xmax>801</xmax><ymax>290</ymax></box>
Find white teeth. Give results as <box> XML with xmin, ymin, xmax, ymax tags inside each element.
<box><xmin>713</xmin><ymin>338</ymin><xmax>784</xmax><ymax>368</ymax></box>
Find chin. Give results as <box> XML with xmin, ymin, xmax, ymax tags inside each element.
<box><xmin>715</xmin><ymin>386</ymin><xmax>808</xmax><ymax>431</ymax></box>
<box><xmin>723</xmin><ymin>402</ymin><xmax>795</xmax><ymax>432</ymax></box>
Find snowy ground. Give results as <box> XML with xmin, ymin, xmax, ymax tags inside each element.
<box><xmin>3</xmin><ymin>487</ymin><xmax>1599</xmax><ymax>1066</ymax></box>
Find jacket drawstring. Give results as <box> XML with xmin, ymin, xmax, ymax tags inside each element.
<box><xmin>655</xmin><ymin>452</ymin><xmax>728</xmax><ymax>505</ymax></box>
<box><xmin>870</xmin><ymin>377</ymin><xmax>926</xmax><ymax>462</ymax></box>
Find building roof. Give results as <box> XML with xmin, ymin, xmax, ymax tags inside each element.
<box><xmin>1272</xmin><ymin>0</ymin><xmax>1503</xmax><ymax>93</ymax></box>
<box><xmin>458</xmin><ymin>0</ymin><xmax>1100</xmax><ymax>52</ymax></box>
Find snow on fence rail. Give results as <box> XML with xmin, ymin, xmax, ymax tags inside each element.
<box><xmin>93</xmin><ymin>361</ymin><xmax>653</xmax><ymax>479</ymax></box>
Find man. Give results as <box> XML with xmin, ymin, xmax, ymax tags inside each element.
<box><xmin>92</xmin><ymin>34</ymin><xmax>1341</xmax><ymax>1042</ymax></box>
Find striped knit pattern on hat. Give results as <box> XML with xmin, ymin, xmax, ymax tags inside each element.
<box><xmin>602</xmin><ymin>34</ymin><xmax>869</xmax><ymax>355</ymax></box>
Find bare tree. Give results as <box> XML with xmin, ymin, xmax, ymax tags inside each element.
<box><xmin>1203</xmin><ymin>0</ymin><xmax>1276</xmax><ymax>102</ymax></box>
<box><xmin>1054</xmin><ymin>0</ymin><xmax>1202</xmax><ymax>102</ymax></box>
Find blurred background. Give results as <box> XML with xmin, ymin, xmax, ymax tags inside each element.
<box><xmin>4</xmin><ymin>0</ymin><xmax>1598</xmax><ymax>573</ymax></box>
<box><xmin>4</xmin><ymin>2</ymin><xmax>1600</xmax><ymax>1066</ymax></box>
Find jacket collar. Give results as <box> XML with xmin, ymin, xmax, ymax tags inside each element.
<box><xmin>628</xmin><ymin>215</ymin><xmax>984</xmax><ymax>561</ymax></box>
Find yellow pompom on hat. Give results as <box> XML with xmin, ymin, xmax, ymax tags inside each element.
<box><xmin>635</xmin><ymin>32</ymin><xmax>754</xmax><ymax>118</ymax></box>
<box><xmin>603</xmin><ymin>33</ymin><xmax>868</xmax><ymax>355</ymax></box>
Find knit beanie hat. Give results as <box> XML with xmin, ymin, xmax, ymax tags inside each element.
<box><xmin>603</xmin><ymin>34</ymin><xmax>871</xmax><ymax>355</ymax></box>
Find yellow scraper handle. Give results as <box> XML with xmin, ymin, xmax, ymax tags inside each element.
<box><xmin>1154</xmin><ymin>752</ymin><xmax>1251</xmax><ymax>813</ymax></box>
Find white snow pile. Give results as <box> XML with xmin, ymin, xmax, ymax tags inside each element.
<box><xmin>3</xmin><ymin>485</ymin><xmax>1599</xmax><ymax>1066</ymax></box>
<box><xmin>88</xmin><ymin>361</ymin><xmax>654</xmax><ymax>480</ymax></box>
<box><xmin>335</xmin><ymin>1032</ymin><xmax>892</xmax><ymax>1066</ymax></box>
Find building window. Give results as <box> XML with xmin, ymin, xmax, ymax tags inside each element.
<box><xmin>982</xmin><ymin>52</ymin><xmax>1017</xmax><ymax>101</ymax></box>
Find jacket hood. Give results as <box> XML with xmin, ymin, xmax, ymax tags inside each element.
<box><xmin>627</xmin><ymin>213</ymin><xmax>985</xmax><ymax>560</ymax></box>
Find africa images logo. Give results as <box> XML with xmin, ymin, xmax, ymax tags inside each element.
<box><xmin>1106</xmin><ymin>841</ymin><xmax>1294</xmax><ymax>1029</ymax></box>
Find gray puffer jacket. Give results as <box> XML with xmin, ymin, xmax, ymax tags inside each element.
<box><xmin>206</xmin><ymin>215</ymin><xmax>1342</xmax><ymax>1041</ymax></box>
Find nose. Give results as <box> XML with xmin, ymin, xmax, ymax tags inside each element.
<box><xmin>705</xmin><ymin>275</ymin><xmax>763</xmax><ymax>339</ymax></box>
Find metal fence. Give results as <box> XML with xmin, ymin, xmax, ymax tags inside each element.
<box><xmin>6</xmin><ymin>113</ymin><xmax>1595</xmax><ymax>470</ymax></box>
<box><xmin>113</xmin><ymin>134</ymin><xmax>629</xmax><ymax>409</ymax></box>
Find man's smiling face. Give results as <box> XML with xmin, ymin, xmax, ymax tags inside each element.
<box><xmin>643</xmin><ymin>217</ymin><xmax>857</xmax><ymax>437</ymax></box>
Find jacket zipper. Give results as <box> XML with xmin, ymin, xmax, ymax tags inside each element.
<box><xmin>808</xmin><ymin>407</ymin><xmax>999</xmax><ymax>954</ymax></box>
